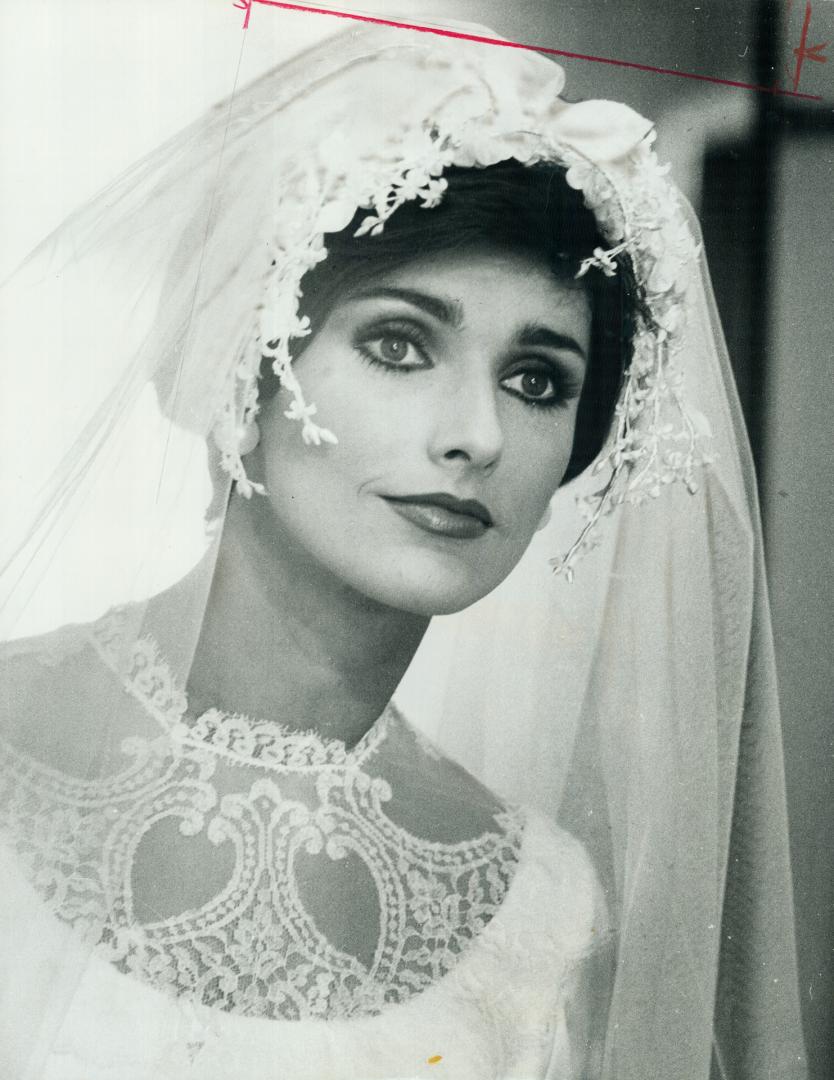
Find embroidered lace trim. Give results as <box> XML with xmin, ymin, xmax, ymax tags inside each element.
<box><xmin>0</xmin><ymin>613</ymin><xmax>525</xmax><ymax>1021</ymax></box>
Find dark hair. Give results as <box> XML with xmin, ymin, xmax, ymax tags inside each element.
<box><xmin>263</xmin><ymin>160</ymin><xmax>636</xmax><ymax>482</ymax></box>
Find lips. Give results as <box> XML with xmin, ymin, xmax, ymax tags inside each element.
<box><xmin>382</xmin><ymin>492</ymin><xmax>494</xmax><ymax>540</ymax></box>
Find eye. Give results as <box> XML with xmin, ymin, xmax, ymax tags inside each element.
<box><xmin>377</xmin><ymin>335</ymin><xmax>416</xmax><ymax>364</ymax></box>
<box><xmin>501</xmin><ymin>362</ymin><xmax>575</xmax><ymax>408</ymax></box>
<box><xmin>355</xmin><ymin>321</ymin><xmax>432</xmax><ymax>372</ymax></box>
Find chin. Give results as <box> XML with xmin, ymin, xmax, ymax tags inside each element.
<box><xmin>382</xmin><ymin>587</ymin><xmax>488</xmax><ymax>619</ymax></box>
<box><xmin>355</xmin><ymin>552</ymin><xmax>510</xmax><ymax>618</ymax></box>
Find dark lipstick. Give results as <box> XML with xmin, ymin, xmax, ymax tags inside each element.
<box><xmin>382</xmin><ymin>492</ymin><xmax>494</xmax><ymax>539</ymax></box>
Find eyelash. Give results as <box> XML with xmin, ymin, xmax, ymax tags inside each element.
<box><xmin>500</xmin><ymin>363</ymin><xmax>582</xmax><ymax>411</ymax></box>
<box><xmin>354</xmin><ymin>319</ymin><xmax>431</xmax><ymax>372</ymax></box>
<box><xmin>354</xmin><ymin>321</ymin><xmax>581</xmax><ymax>411</ymax></box>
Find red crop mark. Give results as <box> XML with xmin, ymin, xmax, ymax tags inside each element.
<box><xmin>234</xmin><ymin>0</ymin><xmax>253</xmax><ymax>30</ymax></box>
<box><xmin>790</xmin><ymin>2</ymin><xmax>829</xmax><ymax>91</ymax></box>
<box><xmin>237</xmin><ymin>0</ymin><xmax>823</xmax><ymax>101</ymax></box>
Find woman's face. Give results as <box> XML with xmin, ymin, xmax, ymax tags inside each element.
<box><xmin>255</xmin><ymin>245</ymin><xmax>591</xmax><ymax>616</ymax></box>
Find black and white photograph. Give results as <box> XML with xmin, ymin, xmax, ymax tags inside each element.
<box><xmin>0</xmin><ymin>2</ymin><xmax>831</xmax><ymax>1078</ymax></box>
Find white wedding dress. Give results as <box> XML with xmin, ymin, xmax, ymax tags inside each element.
<box><xmin>0</xmin><ymin>610</ymin><xmax>605</xmax><ymax>1080</ymax></box>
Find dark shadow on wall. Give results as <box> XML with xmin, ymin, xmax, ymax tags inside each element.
<box><xmin>701</xmin><ymin>5</ymin><xmax>834</xmax><ymax>1078</ymax></box>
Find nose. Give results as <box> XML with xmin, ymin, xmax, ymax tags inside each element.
<box><xmin>428</xmin><ymin>372</ymin><xmax>504</xmax><ymax>473</ymax></box>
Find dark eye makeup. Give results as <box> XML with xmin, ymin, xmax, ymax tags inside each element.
<box><xmin>353</xmin><ymin>318</ymin><xmax>432</xmax><ymax>372</ymax></box>
<box><xmin>352</xmin><ymin>314</ymin><xmax>583</xmax><ymax>411</ymax></box>
<box><xmin>499</xmin><ymin>358</ymin><xmax>584</xmax><ymax>410</ymax></box>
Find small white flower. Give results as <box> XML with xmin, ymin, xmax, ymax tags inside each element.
<box><xmin>284</xmin><ymin>399</ymin><xmax>317</xmax><ymax>424</ymax></box>
<box><xmin>301</xmin><ymin>421</ymin><xmax>338</xmax><ymax>447</ymax></box>
<box><xmin>419</xmin><ymin>176</ymin><xmax>448</xmax><ymax>208</ymax></box>
<box><xmin>354</xmin><ymin>214</ymin><xmax>382</xmax><ymax>238</ymax></box>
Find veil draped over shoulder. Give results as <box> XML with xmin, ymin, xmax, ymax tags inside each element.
<box><xmin>0</xmin><ymin>19</ymin><xmax>807</xmax><ymax>1080</ymax></box>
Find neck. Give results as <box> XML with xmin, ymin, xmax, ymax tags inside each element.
<box><xmin>185</xmin><ymin>490</ymin><xmax>429</xmax><ymax>749</ymax></box>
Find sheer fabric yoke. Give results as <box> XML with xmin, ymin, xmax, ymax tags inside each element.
<box><xmin>0</xmin><ymin>608</ymin><xmax>529</xmax><ymax>1021</ymax></box>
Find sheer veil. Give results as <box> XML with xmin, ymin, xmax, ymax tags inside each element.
<box><xmin>400</xmin><ymin>212</ymin><xmax>806</xmax><ymax>1077</ymax></box>
<box><xmin>0</xmin><ymin>19</ymin><xmax>807</xmax><ymax>1080</ymax></box>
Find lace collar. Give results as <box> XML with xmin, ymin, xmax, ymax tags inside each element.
<box><xmin>88</xmin><ymin>608</ymin><xmax>394</xmax><ymax>773</ymax></box>
<box><xmin>169</xmin><ymin>704</ymin><xmax>394</xmax><ymax>772</ymax></box>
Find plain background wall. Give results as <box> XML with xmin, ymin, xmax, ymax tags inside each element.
<box><xmin>1</xmin><ymin>0</ymin><xmax>831</xmax><ymax>1074</ymax></box>
<box><xmin>767</xmin><ymin>134</ymin><xmax>834</xmax><ymax>1080</ymax></box>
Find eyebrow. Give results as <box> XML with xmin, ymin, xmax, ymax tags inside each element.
<box><xmin>345</xmin><ymin>287</ymin><xmax>587</xmax><ymax>361</ymax></box>
<box><xmin>346</xmin><ymin>286</ymin><xmax>464</xmax><ymax>328</ymax></box>
<box><xmin>516</xmin><ymin>322</ymin><xmax>587</xmax><ymax>362</ymax></box>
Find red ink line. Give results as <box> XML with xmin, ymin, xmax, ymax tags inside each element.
<box><xmin>791</xmin><ymin>2</ymin><xmax>829</xmax><ymax>91</ymax></box>
<box><xmin>793</xmin><ymin>1</ymin><xmax>814</xmax><ymax>90</ymax></box>
<box><xmin>234</xmin><ymin>0</ymin><xmax>253</xmax><ymax>31</ymax></box>
<box><xmin>243</xmin><ymin>0</ymin><xmax>823</xmax><ymax>102</ymax></box>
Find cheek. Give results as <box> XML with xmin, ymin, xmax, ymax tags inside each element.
<box><xmin>291</xmin><ymin>344</ymin><xmax>438</xmax><ymax>473</ymax></box>
<box><xmin>311</xmin><ymin>379</ymin><xmax>408</xmax><ymax>476</ymax></box>
<box><xmin>498</xmin><ymin>408</ymin><xmax>578</xmax><ymax>520</ymax></box>
<box><xmin>260</xmin><ymin>371</ymin><xmax>407</xmax><ymax>506</ymax></box>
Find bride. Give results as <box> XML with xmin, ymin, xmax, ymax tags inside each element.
<box><xmin>0</xmin><ymin>19</ymin><xmax>807</xmax><ymax>1080</ymax></box>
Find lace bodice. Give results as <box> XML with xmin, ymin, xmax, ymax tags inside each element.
<box><xmin>0</xmin><ymin>613</ymin><xmax>608</xmax><ymax>1079</ymax></box>
<box><xmin>0</xmin><ymin>614</ymin><xmax>525</xmax><ymax>1024</ymax></box>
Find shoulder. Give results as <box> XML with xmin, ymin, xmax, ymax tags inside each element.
<box><xmin>525</xmin><ymin>807</ymin><xmax>600</xmax><ymax>915</ymax></box>
<box><xmin>375</xmin><ymin>706</ymin><xmax>515</xmax><ymax>843</ymax></box>
<box><xmin>508</xmin><ymin>808</ymin><xmax>609</xmax><ymax>963</ymax></box>
<box><xmin>519</xmin><ymin>809</ymin><xmax>601</xmax><ymax>894</ymax></box>
<box><xmin>441</xmin><ymin>809</ymin><xmax>609</xmax><ymax>1028</ymax></box>
<box><xmin>0</xmin><ymin>609</ymin><xmax>156</xmax><ymax>773</ymax></box>
<box><xmin>376</xmin><ymin>711</ymin><xmax>607</xmax><ymax>953</ymax></box>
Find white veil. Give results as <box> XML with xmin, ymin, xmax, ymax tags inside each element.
<box><xmin>0</xmin><ymin>21</ymin><xmax>807</xmax><ymax>1080</ymax></box>
<box><xmin>401</xmin><ymin>221</ymin><xmax>806</xmax><ymax>1076</ymax></box>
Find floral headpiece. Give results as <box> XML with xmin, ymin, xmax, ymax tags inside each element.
<box><xmin>213</xmin><ymin>43</ymin><xmax>710</xmax><ymax>579</ymax></box>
